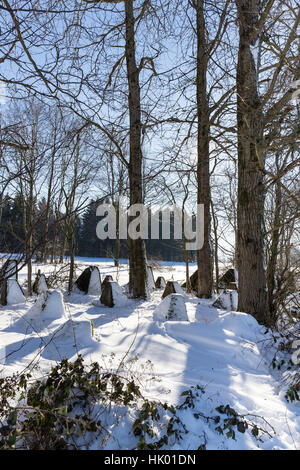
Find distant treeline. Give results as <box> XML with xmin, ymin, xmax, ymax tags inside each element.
<box><xmin>0</xmin><ymin>196</ymin><xmax>196</xmax><ymax>262</ymax></box>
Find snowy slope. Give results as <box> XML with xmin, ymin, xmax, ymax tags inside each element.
<box><xmin>0</xmin><ymin>257</ymin><xmax>299</xmax><ymax>450</ymax></box>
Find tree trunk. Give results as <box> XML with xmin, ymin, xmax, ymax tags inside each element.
<box><xmin>42</xmin><ymin>142</ymin><xmax>56</xmax><ymax>263</ymax></box>
<box><xmin>67</xmin><ymin>223</ymin><xmax>75</xmax><ymax>294</ymax></box>
<box><xmin>236</xmin><ymin>0</ymin><xmax>268</xmax><ymax>324</ymax></box>
<box><xmin>0</xmin><ymin>194</ymin><xmax>3</xmax><ymax>231</ymax></box>
<box><xmin>27</xmin><ymin>235</ymin><xmax>32</xmax><ymax>296</ymax></box>
<box><xmin>51</xmin><ymin>226</ymin><xmax>57</xmax><ymax>264</ymax></box>
<box><xmin>184</xmin><ymin>236</ymin><xmax>191</xmax><ymax>293</ymax></box>
<box><xmin>26</xmin><ymin>158</ymin><xmax>34</xmax><ymax>297</ymax></box>
<box><xmin>195</xmin><ymin>0</ymin><xmax>213</xmax><ymax>298</ymax></box>
<box><xmin>125</xmin><ymin>0</ymin><xmax>147</xmax><ymax>298</ymax></box>
<box><xmin>60</xmin><ymin>225</ymin><xmax>67</xmax><ymax>263</ymax></box>
<box><xmin>267</xmin><ymin>176</ymin><xmax>282</xmax><ymax>325</ymax></box>
<box><xmin>211</xmin><ymin>199</ymin><xmax>219</xmax><ymax>294</ymax></box>
<box><xmin>114</xmin><ymin>201</ymin><xmax>120</xmax><ymax>267</ymax></box>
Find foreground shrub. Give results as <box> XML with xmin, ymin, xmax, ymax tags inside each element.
<box><xmin>0</xmin><ymin>356</ymin><xmax>274</xmax><ymax>450</ymax></box>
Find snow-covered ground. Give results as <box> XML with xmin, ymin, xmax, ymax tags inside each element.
<box><xmin>0</xmin><ymin>257</ymin><xmax>299</xmax><ymax>450</ymax></box>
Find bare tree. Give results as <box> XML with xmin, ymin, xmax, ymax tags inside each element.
<box><xmin>235</xmin><ymin>0</ymin><xmax>299</xmax><ymax>324</ymax></box>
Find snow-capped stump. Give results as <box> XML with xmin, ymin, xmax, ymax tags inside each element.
<box><xmin>42</xmin><ymin>290</ymin><xmax>66</xmax><ymax>320</ymax></box>
<box><xmin>218</xmin><ymin>268</ymin><xmax>237</xmax><ymax>290</ymax></box>
<box><xmin>153</xmin><ymin>294</ymin><xmax>188</xmax><ymax>322</ymax></box>
<box><xmin>100</xmin><ymin>280</ymin><xmax>128</xmax><ymax>308</ymax></box>
<box><xmin>146</xmin><ymin>265</ymin><xmax>155</xmax><ymax>293</ymax></box>
<box><xmin>0</xmin><ymin>259</ymin><xmax>18</xmax><ymax>281</ymax></box>
<box><xmin>212</xmin><ymin>290</ymin><xmax>237</xmax><ymax>311</ymax></box>
<box><xmin>155</xmin><ymin>276</ymin><xmax>166</xmax><ymax>289</ymax></box>
<box><xmin>6</xmin><ymin>279</ymin><xmax>26</xmax><ymax>305</ymax></box>
<box><xmin>74</xmin><ymin>266</ymin><xmax>101</xmax><ymax>295</ymax></box>
<box><xmin>33</xmin><ymin>270</ymin><xmax>48</xmax><ymax>294</ymax></box>
<box><xmin>162</xmin><ymin>280</ymin><xmax>185</xmax><ymax>299</ymax></box>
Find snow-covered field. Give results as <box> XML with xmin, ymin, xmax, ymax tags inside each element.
<box><xmin>1</xmin><ymin>257</ymin><xmax>299</xmax><ymax>450</ymax></box>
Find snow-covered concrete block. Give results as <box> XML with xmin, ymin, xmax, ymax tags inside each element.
<box><xmin>212</xmin><ymin>290</ymin><xmax>238</xmax><ymax>311</ymax></box>
<box><xmin>154</xmin><ymin>294</ymin><xmax>188</xmax><ymax>322</ymax></box>
<box><xmin>6</xmin><ymin>279</ymin><xmax>26</xmax><ymax>305</ymax></box>
<box><xmin>100</xmin><ymin>281</ymin><xmax>129</xmax><ymax>308</ymax></box>
<box><xmin>28</xmin><ymin>290</ymin><xmax>66</xmax><ymax>322</ymax></box>
<box><xmin>42</xmin><ymin>290</ymin><xmax>66</xmax><ymax>320</ymax></box>
<box><xmin>55</xmin><ymin>318</ymin><xmax>93</xmax><ymax>342</ymax></box>
<box><xmin>162</xmin><ymin>281</ymin><xmax>186</xmax><ymax>299</ymax></box>
<box><xmin>155</xmin><ymin>276</ymin><xmax>166</xmax><ymax>289</ymax></box>
<box><xmin>88</xmin><ymin>267</ymin><xmax>102</xmax><ymax>295</ymax></box>
<box><xmin>146</xmin><ymin>265</ymin><xmax>155</xmax><ymax>294</ymax></box>
<box><xmin>74</xmin><ymin>266</ymin><xmax>101</xmax><ymax>295</ymax></box>
<box><xmin>181</xmin><ymin>269</ymin><xmax>198</xmax><ymax>291</ymax></box>
<box><xmin>0</xmin><ymin>259</ymin><xmax>18</xmax><ymax>280</ymax></box>
<box><xmin>218</xmin><ymin>268</ymin><xmax>238</xmax><ymax>290</ymax></box>
<box><xmin>33</xmin><ymin>271</ymin><xmax>48</xmax><ymax>294</ymax></box>
<box><xmin>0</xmin><ymin>260</ymin><xmax>21</xmax><ymax>305</ymax></box>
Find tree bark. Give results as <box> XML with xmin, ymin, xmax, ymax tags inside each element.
<box><xmin>114</xmin><ymin>201</ymin><xmax>120</xmax><ymax>267</ymax></box>
<box><xmin>211</xmin><ymin>199</ymin><xmax>219</xmax><ymax>294</ymax></box>
<box><xmin>125</xmin><ymin>0</ymin><xmax>147</xmax><ymax>298</ymax></box>
<box><xmin>267</xmin><ymin>173</ymin><xmax>282</xmax><ymax>325</ymax></box>
<box><xmin>67</xmin><ymin>224</ymin><xmax>75</xmax><ymax>294</ymax></box>
<box><xmin>195</xmin><ymin>0</ymin><xmax>213</xmax><ymax>298</ymax></box>
<box><xmin>236</xmin><ymin>0</ymin><xmax>268</xmax><ymax>324</ymax></box>
<box><xmin>42</xmin><ymin>129</ymin><xmax>56</xmax><ymax>263</ymax></box>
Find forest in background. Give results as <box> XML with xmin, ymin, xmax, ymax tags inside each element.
<box><xmin>0</xmin><ymin>0</ymin><xmax>299</xmax><ymax>327</ymax></box>
<box><xmin>0</xmin><ymin>196</ymin><xmax>196</xmax><ymax>261</ymax></box>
